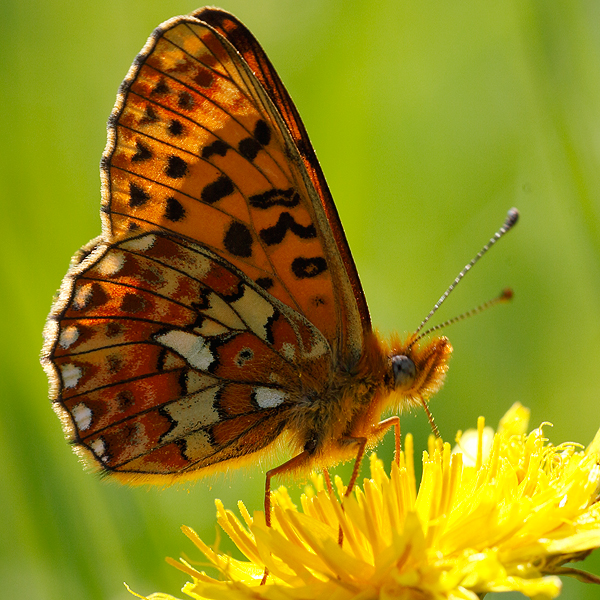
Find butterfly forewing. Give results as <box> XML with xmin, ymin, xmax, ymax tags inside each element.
<box><xmin>196</xmin><ymin>8</ymin><xmax>370</xmax><ymax>353</ymax></box>
<box><xmin>102</xmin><ymin>13</ymin><xmax>367</xmax><ymax>361</ymax></box>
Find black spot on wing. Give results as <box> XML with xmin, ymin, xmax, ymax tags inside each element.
<box><xmin>255</xmin><ymin>276</ymin><xmax>274</xmax><ymax>291</ymax></box>
<box><xmin>237</xmin><ymin>119</ymin><xmax>272</xmax><ymax>161</ymax></box>
<box><xmin>168</xmin><ymin>120</ymin><xmax>184</xmax><ymax>136</ymax></box>
<box><xmin>202</xmin><ymin>140</ymin><xmax>230</xmax><ymax>159</ymax></box>
<box><xmin>223</xmin><ymin>222</ymin><xmax>253</xmax><ymax>258</ymax></box>
<box><xmin>164</xmin><ymin>197</ymin><xmax>185</xmax><ymax>222</ymax></box>
<box><xmin>178</xmin><ymin>91</ymin><xmax>194</xmax><ymax>110</ymax></box>
<box><xmin>238</xmin><ymin>137</ymin><xmax>261</xmax><ymax>161</ymax></box>
<box><xmin>129</xmin><ymin>182</ymin><xmax>150</xmax><ymax>208</ymax></box>
<box><xmin>121</xmin><ymin>293</ymin><xmax>146</xmax><ymax>314</ymax></box>
<box><xmin>107</xmin><ymin>354</ymin><xmax>123</xmax><ymax>374</ymax></box>
<box><xmin>139</xmin><ymin>104</ymin><xmax>159</xmax><ymax>126</ymax></box>
<box><xmin>291</xmin><ymin>257</ymin><xmax>328</xmax><ymax>279</ymax></box>
<box><xmin>116</xmin><ymin>390</ymin><xmax>135</xmax><ymax>411</ymax></box>
<box><xmin>194</xmin><ymin>68</ymin><xmax>214</xmax><ymax>88</ymax></box>
<box><xmin>201</xmin><ymin>174</ymin><xmax>234</xmax><ymax>204</ymax></box>
<box><xmin>234</xmin><ymin>347</ymin><xmax>254</xmax><ymax>368</ymax></box>
<box><xmin>132</xmin><ymin>140</ymin><xmax>152</xmax><ymax>163</ymax></box>
<box><xmin>248</xmin><ymin>188</ymin><xmax>300</xmax><ymax>209</ymax></box>
<box><xmin>165</xmin><ymin>155</ymin><xmax>188</xmax><ymax>179</ymax></box>
<box><xmin>259</xmin><ymin>212</ymin><xmax>316</xmax><ymax>246</ymax></box>
<box><xmin>254</xmin><ymin>119</ymin><xmax>271</xmax><ymax>146</ymax></box>
<box><xmin>106</xmin><ymin>322</ymin><xmax>122</xmax><ymax>338</ymax></box>
<box><xmin>151</xmin><ymin>79</ymin><xmax>170</xmax><ymax>96</ymax></box>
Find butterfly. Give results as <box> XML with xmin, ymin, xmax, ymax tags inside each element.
<box><xmin>42</xmin><ymin>7</ymin><xmax>453</xmax><ymax>519</ymax></box>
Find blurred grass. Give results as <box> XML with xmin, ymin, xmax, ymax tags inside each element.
<box><xmin>1</xmin><ymin>0</ymin><xmax>599</xmax><ymax>598</ymax></box>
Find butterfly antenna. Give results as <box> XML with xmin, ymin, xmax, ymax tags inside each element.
<box><xmin>414</xmin><ymin>288</ymin><xmax>513</xmax><ymax>343</ymax></box>
<box><xmin>410</xmin><ymin>208</ymin><xmax>519</xmax><ymax>346</ymax></box>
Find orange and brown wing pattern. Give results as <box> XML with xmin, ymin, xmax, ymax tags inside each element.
<box><xmin>196</xmin><ymin>8</ymin><xmax>371</xmax><ymax>343</ymax></box>
<box><xmin>44</xmin><ymin>232</ymin><xmax>330</xmax><ymax>480</ymax></box>
<box><xmin>101</xmin><ymin>9</ymin><xmax>367</xmax><ymax>362</ymax></box>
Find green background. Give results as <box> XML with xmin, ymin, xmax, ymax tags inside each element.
<box><xmin>2</xmin><ymin>1</ymin><xmax>600</xmax><ymax>598</ymax></box>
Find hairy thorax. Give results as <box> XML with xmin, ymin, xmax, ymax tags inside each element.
<box><xmin>287</xmin><ymin>330</ymin><xmax>452</xmax><ymax>470</ymax></box>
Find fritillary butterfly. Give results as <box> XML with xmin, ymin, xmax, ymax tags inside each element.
<box><xmin>42</xmin><ymin>8</ymin><xmax>455</xmax><ymax>515</ymax></box>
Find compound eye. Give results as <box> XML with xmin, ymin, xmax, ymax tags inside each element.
<box><xmin>392</xmin><ymin>355</ymin><xmax>416</xmax><ymax>389</ymax></box>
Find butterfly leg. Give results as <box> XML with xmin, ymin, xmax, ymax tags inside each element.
<box><xmin>334</xmin><ymin>419</ymin><xmax>401</xmax><ymax>545</ymax></box>
<box><xmin>260</xmin><ymin>451</ymin><xmax>311</xmax><ymax>585</ymax></box>
<box><xmin>374</xmin><ymin>416</ymin><xmax>401</xmax><ymax>465</ymax></box>
<box><xmin>344</xmin><ymin>414</ymin><xmax>401</xmax><ymax>498</ymax></box>
<box><xmin>264</xmin><ymin>450</ymin><xmax>310</xmax><ymax>527</ymax></box>
<box><xmin>322</xmin><ymin>468</ymin><xmax>344</xmax><ymax>545</ymax></box>
<box><xmin>344</xmin><ymin>437</ymin><xmax>368</xmax><ymax>500</ymax></box>
<box><xmin>323</xmin><ymin>436</ymin><xmax>368</xmax><ymax>549</ymax></box>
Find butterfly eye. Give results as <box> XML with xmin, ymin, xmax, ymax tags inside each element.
<box><xmin>392</xmin><ymin>355</ymin><xmax>417</xmax><ymax>390</ymax></box>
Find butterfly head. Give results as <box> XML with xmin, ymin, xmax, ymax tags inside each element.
<box><xmin>386</xmin><ymin>334</ymin><xmax>453</xmax><ymax>408</ymax></box>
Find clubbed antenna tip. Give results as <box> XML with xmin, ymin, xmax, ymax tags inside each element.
<box><xmin>412</xmin><ymin>208</ymin><xmax>519</xmax><ymax>343</ymax></box>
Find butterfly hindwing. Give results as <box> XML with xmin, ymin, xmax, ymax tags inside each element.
<box><xmin>45</xmin><ymin>232</ymin><xmax>331</xmax><ymax>479</ymax></box>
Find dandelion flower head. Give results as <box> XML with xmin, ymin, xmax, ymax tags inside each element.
<box><xmin>138</xmin><ymin>403</ymin><xmax>600</xmax><ymax>600</ymax></box>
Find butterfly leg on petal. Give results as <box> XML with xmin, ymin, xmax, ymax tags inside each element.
<box><xmin>344</xmin><ymin>436</ymin><xmax>368</xmax><ymax>499</ymax></box>
<box><xmin>261</xmin><ymin>450</ymin><xmax>311</xmax><ymax>584</ymax></box>
<box><xmin>326</xmin><ymin>436</ymin><xmax>367</xmax><ymax>548</ymax></box>
<box><xmin>264</xmin><ymin>450</ymin><xmax>311</xmax><ymax>527</ymax></box>
<box><xmin>337</xmin><ymin>419</ymin><xmax>400</xmax><ymax>544</ymax></box>
<box><xmin>322</xmin><ymin>468</ymin><xmax>343</xmax><ymax>545</ymax></box>
<box><xmin>374</xmin><ymin>416</ymin><xmax>401</xmax><ymax>465</ymax></box>
<box><xmin>322</xmin><ymin>467</ymin><xmax>334</xmax><ymax>495</ymax></box>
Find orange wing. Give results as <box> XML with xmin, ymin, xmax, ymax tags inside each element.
<box><xmin>101</xmin><ymin>8</ymin><xmax>369</xmax><ymax>364</ymax></box>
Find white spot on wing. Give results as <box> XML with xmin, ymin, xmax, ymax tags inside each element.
<box><xmin>90</xmin><ymin>437</ymin><xmax>107</xmax><ymax>461</ymax></box>
<box><xmin>97</xmin><ymin>251</ymin><xmax>125</xmax><ymax>276</ymax></box>
<box><xmin>60</xmin><ymin>363</ymin><xmax>83</xmax><ymax>389</ymax></box>
<box><xmin>155</xmin><ymin>330</ymin><xmax>214</xmax><ymax>371</ymax></box>
<box><xmin>120</xmin><ymin>234</ymin><xmax>156</xmax><ymax>252</ymax></box>
<box><xmin>230</xmin><ymin>286</ymin><xmax>274</xmax><ymax>340</ymax></box>
<box><xmin>281</xmin><ymin>342</ymin><xmax>295</xmax><ymax>360</ymax></box>
<box><xmin>161</xmin><ymin>387</ymin><xmax>220</xmax><ymax>443</ymax></box>
<box><xmin>72</xmin><ymin>283</ymin><xmax>94</xmax><ymax>310</ymax></box>
<box><xmin>254</xmin><ymin>387</ymin><xmax>287</xmax><ymax>409</ymax></box>
<box><xmin>72</xmin><ymin>403</ymin><xmax>92</xmax><ymax>431</ymax></box>
<box><xmin>59</xmin><ymin>325</ymin><xmax>79</xmax><ymax>349</ymax></box>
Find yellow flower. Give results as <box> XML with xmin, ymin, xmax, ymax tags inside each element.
<box><xmin>136</xmin><ymin>404</ymin><xmax>600</xmax><ymax>600</ymax></box>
